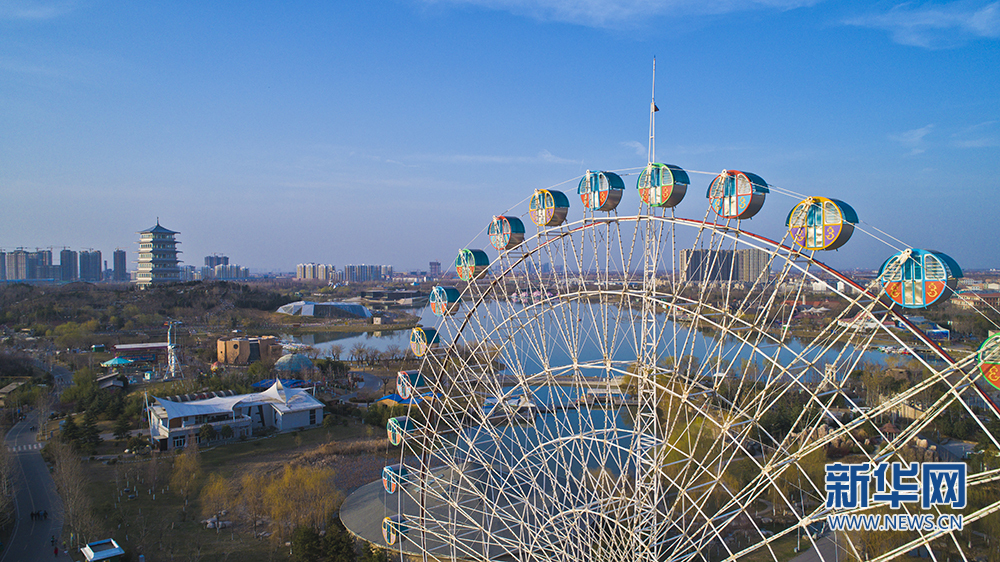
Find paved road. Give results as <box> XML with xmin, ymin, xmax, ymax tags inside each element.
<box><xmin>2</xmin><ymin>411</ymin><xmax>69</xmax><ymax>561</ymax></box>
<box><xmin>790</xmin><ymin>531</ymin><xmax>842</xmax><ymax>562</ymax></box>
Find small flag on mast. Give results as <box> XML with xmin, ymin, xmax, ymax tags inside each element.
<box><xmin>651</xmin><ymin>101</ymin><xmax>659</xmax><ymax>112</ymax></box>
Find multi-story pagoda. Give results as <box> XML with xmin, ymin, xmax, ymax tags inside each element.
<box><xmin>135</xmin><ymin>220</ymin><xmax>181</xmax><ymax>287</ymax></box>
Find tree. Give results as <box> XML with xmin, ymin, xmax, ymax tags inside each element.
<box><xmin>80</xmin><ymin>409</ymin><xmax>102</xmax><ymax>452</ymax></box>
<box><xmin>350</xmin><ymin>343</ymin><xmax>367</xmax><ymax>364</ymax></box>
<box><xmin>169</xmin><ymin>442</ymin><xmax>202</xmax><ymax>501</ymax></box>
<box><xmin>219</xmin><ymin>424</ymin><xmax>234</xmax><ymax>440</ymax></box>
<box><xmin>0</xmin><ymin>430</ymin><xmax>13</xmax><ymax>528</ymax></box>
<box><xmin>113</xmin><ymin>414</ymin><xmax>131</xmax><ymax>441</ymax></box>
<box><xmin>264</xmin><ymin>465</ymin><xmax>341</xmax><ymax>540</ymax></box>
<box><xmin>237</xmin><ymin>470</ymin><xmax>268</xmax><ymax>536</ymax></box>
<box><xmin>61</xmin><ymin>415</ymin><xmax>81</xmax><ymax>444</ymax></box>
<box><xmin>290</xmin><ymin>526</ymin><xmax>322</xmax><ymax>562</ymax></box>
<box><xmin>247</xmin><ymin>360</ymin><xmax>271</xmax><ymax>381</ymax></box>
<box><xmin>50</xmin><ymin>442</ymin><xmax>101</xmax><ymax>547</ymax></box>
<box><xmin>322</xmin><ymin>520</ymin><xmax>357</xmax><ymax>562</ymax></box>
<box><xmin>360</xmin><ymin>542</ymin><xmax>387</xmax><ymax>562</ymax></box>
<box><xmin>199</xmin><ymin>423</ymin><xmax>217</xmax><ymax>443</ymax></box>
<box><xmin>200</xmin><ymin>473</ymin><xmax>233</xmax><ymax>526</ymax></box>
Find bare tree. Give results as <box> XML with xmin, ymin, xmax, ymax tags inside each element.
<box><xmin>50</xmin><ymin>442</ymin><xmax>101</xmax><ymax>547</ymax></box>
<box><xmin>0</xmin><ymin>430</ymin><xmax>13</xmax><ymax>527</ymax></box>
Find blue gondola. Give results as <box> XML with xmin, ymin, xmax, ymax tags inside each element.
<box><xmin>409</xmin><ymin>327</ymin><xmax>439</xmax><ymax>357</ymax></box>
<box><xmin>382</xmin><ymin>464</ymin><xmax>409</xmax><ymax>494</ymax></box>
<box><xmin>382</xmin><ymin>515</ymin><xmax>407</xmax><ymax>545</ymax></box>
<box><xmin>455</xmin><ymin>249</ymin><xmax>490</xmax><ymax>281</ymax></box>
<box><xmin>397</xmin><ymin>370</ymin><xmax>427</xmax><ymax>400</ymax></box>
<box><xmin>489</xmin><ymin>216</ymin><xmax>526</xmax><ymax>251</ymax></box>
<box><xmin>637</xmin><ymin>163</ymin><xmax>689</xmax><ymax>208</ymax></box>
<box><xmin>785</xmin><ymin>197</ymin><xmax>858</xmax><ymax>251</ymax></box>
<box><xmin>386</xmin><ymin>416</ymin><xmax>418</xmax><ymax>447</ymax></box>
<box><xmin>529</xmin><ymin>189</ymin><xmax>570</xmax><ymax>227</ymax></box>
<box><xmin>430</xmin><ymin>285</ymin><xmax>461</xmax><ymax>316</ymax></box>
<box><xmin>707</xmin><ymin>170</ymin><xmax>768</xmax><ymax>219</ymax></box>
<box><xmin>578</xmin><ymin>170</ymin><xmax>625</xmax><ymax>212</ymax></box>
<box><xmin>978</xmin><ymin>333</ymin><xmax>1000</xmax><ymax>390</ymax></box>
<box><xmin>878</xmin><ymin>249</ymin><xmax>962</xmax><ymax>308</ymax></box>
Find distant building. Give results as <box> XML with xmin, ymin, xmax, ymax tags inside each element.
<box><xmin>341</xmin><ymin>264</ymin><xmax>394</xmax><ymax>283</ymax></box>
<box><xmin>113</xmin><ymin>342</ymin><xmax>170</xmax><ymax>376</ymax></box>
<box><xmin>954</xmin><ymin>292</ymin><xmax>1000</xmax><ymax>310</ymax></box>
<box><xmin>296</xmin><ymin>263</ymin><xmax>336</xmax><ymax>281</ymax></box>
<box><xmin>213</xmin><ymin>264</ymin><xmax>250</xmax><ymax>280</ymax></box>
<box><xmin>736</xmin><ymin>248</ymin><xmax>769</xmax><ymax>282</ymax></box>
<box><xmin>679</xmin><ymin>248</ymin><xmax>769</xmax><ymax>283</ymax></box>
<box><xmin>79</xmin><ymin>250</ymin><xmax>102</xmax><ymax>282</ymax></box>
<box><xmin>135</xmin><ymin>221</ymin><xmax>181</xmax><ymax>287</ymax></box>
<box><xmin>205</xmin><ymin>254</ymin><xmax>229</xmax><ymax>268</ymax></box>
<box><xmin>679</xmin><ymin>249</ymin><xmax>733</xmax><ymax>282</ymax></box>
<box><xmin>429</xmin><ymin>261</ymin><xmax>441</xmax><ymax>279</ymax></box>
<box><xmin>217</xmin><ymin>336</ymin><xmax>283</xmax><ymax>365</ymax></box>
<box><xmin>61</xmin><ymin>249</ymin><xmax>79</xmax><ymax>281</ymax></box>
<box><xmin>4</xmin><ymin>249</ymin><xmax>29</xmax><ymax>280</ymax></box>
<box><xmin>113</xmin><ymin>249</ymin><xmax>128</xmax><ymax>282</ymax></box>
<box><xmin>276</xmin><ymin>300</ymin><xmax>372</xmax><ymax>318</ymax></box>
<box><xmin>0</xmin><ymin>251</ymin><xmax>5</xmax><ymax>280</ymax></box>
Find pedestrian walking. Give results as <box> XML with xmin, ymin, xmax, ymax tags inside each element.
<box><xmin>54</xmin><ymin>546</ymin><xmax>58</xmax><ymax>557</ymax></box>
<box><xmin>43</xmin><ymin>510</ymin><xmax>48</xmax><ymax>520</ymax></box>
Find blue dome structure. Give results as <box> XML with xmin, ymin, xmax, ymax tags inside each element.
<box><xmin>273</xmin><ymin>353</ymin><xmax>315</xmax><ymax>373</ymax></box>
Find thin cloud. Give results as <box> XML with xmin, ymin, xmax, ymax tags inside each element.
<box><xmin>621</xmin><ymin>140</ymin><xmax>647</xmax><ymax>157</ymax></box>
<box><xmin>411</xmin><ymin>150</ymin><xmax>582</xmax><ymax>165</ymax></box>
<box><xmin>888</xmin><ymin>124</ymin><xmax>934</xmax><ymax>155</ymax></box>
<box><xmin>0</xmin><ymin>0</ymin><xmax>77</xmax><ymax>20</ymax></box>
<box><xmin>889</xmin><ymin>124</ymin><xmax>934</xmax><ymax>145</ymax></box>
<box><xmin>419</xmin><ymin>0</ymin><xmax>820</xmax><ymax>27</ymax></box>
<box><xmin>844</xmin><ymin>1</ymin><xmax>1000</xmax><ymax>48</ymax></box>
<box><xmin>951</xmin><ymin>119</ymin><xmax>999</xmax><ymax>147</ymax></box>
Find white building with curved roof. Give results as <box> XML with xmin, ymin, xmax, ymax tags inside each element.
<box><xmin>148</xmin><ymin>380</ymin><xmax>323</xmax><ymax>450</ymax></box>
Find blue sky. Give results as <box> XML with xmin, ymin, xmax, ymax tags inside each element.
<box><xmin>1</xmin><ymin>0</ymin><xmax>997</xmax><ymax>273</ymax></box>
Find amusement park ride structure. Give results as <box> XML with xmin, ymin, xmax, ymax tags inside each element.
<box><xmin>339</xmin><ymin>61</ymin><xmax>1000</xmax><ymax>562</ymax></box>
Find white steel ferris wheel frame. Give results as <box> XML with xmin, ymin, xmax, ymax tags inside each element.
<box><xmin>386</xmin><ymin>204</ymin><xmax>1000</xmax><ymax>562</ymax></box>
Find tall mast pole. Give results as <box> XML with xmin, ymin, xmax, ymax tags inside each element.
<box><xmin>648</xmin><ymin>57</ymin><xmax>657</xmax><ymax>165</ymax></box>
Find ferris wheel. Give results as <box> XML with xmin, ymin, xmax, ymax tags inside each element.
<box><xmin>339</xmin><ymin>96</ymin><xmax>1000</xmax><ymax>562</ymax></box>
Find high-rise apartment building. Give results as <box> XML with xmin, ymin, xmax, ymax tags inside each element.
<box><xmin>113</xmin><ymin>249</ymin><xmax>128</xmax><ymax>282</ymax></box>
<box><xmin>135</xmin><ymin>221</ymin><xmax>181</xmax><ymax>287</ymax></box>
<box><xmin>736</xmin><ymin>248</ymin><xmax>769</xmax><ymax>283</ymax></box>
<box><xmin>343</xmin><ymin>264</ymin><xmax>389</xmax><ymax>283</ymax></box>
<box><xmin>679</xmin><ymin>248</ymin><xmax>770</xmax><ymax>283</ymax></box>
<box><xmin>5</xmin><ymin>249</ymin><xmax>29</xmax><ymax>280</ymax></box>
<box><xmin>205</xmin><ymin>254</ymin><xmax>229</xmax><ymax>268</ymax></box>
<box><xmin>296</xmin><ymin>263</ymin><xmax>336</xmax><ymax>281</ymax></box>
<box><xmin>79</xmin><ymin>250</ymin><xmax>102</xmax><ymax>282</ymax></box>
<box><xmin>0</xmin><ymin>251</ymin><xmax>5</xmax><ymax>280</ymax></box>
<box><xmin>429</xmin><ymin>261</ymin><xmax>441</xmax><ymax>279</ymax></box>
<box><xmin>60</xmin><ymin>249</ymin><xmax>78</xmax><ymax>282</ymax></box>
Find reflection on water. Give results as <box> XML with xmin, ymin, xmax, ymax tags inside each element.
<box><xmin>286</xmin><ymin>303</ymin><xmax>920</xmax><ymax>375</ymax></box>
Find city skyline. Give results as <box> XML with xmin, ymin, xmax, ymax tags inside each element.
<box><xmin>2</xmin><ymin>1</ymin><xmax>998</xmax><ymax>273</ymax></box>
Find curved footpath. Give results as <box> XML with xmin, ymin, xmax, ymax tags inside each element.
<box><xmin>2</xmin><ymin>411</ymin><xmax>68</xmax><ymax>561</ymax></box>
